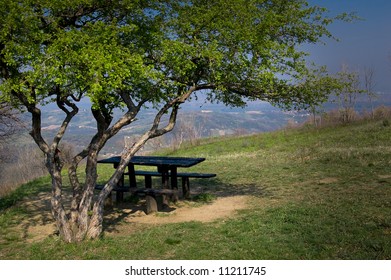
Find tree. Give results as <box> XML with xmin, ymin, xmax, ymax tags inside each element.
<box><xmin>0</xmin><ymin>102</ymin><xmax>19</xmax><ymax>142</ymax></box>
<box><xmin>333</xmin><ymin>65</ymin><xmax>363</xmax><ymax>123</ymax></box>
<box><xmin>0</xmin><ymin>0</ymin><xmax>346</xmax><ymax>242</ymax></box>
<box><xmin>0</xmin><ymin>101</ymin><xmax>21</xmax><ymax>161</ymax></box>
<box><xmin>300</xmin><ymin>66</ymin><xmax>338</xmax><ymax>127</ymax></box>
<box><xmin>363</xmin><ymin>66</ymin><xmax>376</xmax><ymax>119</ymax></box>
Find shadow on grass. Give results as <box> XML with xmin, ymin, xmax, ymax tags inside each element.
<box><xmin>0</xmin><ymin>176</ymin><xmax>52</xmax><ymax>211</ymax></box>
<box><xmin>0</xmin><ymin>183</ymin><xmax>58</xmax><ymax>245</ymax></box>
<box><xmin>17</xmin><ymin>191</ymin><xmax>58</xmax><ymax>240</ymax></box>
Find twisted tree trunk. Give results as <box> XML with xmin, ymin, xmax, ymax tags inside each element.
<box><xmin>47</xmin><ymin>153</ymin><xmax>75</xmax><ymax>242</ymax></box>
<box><xmin>17</xmin><ymin>86</ymin><xmax>193</xmax><ymax>242</ymax></box>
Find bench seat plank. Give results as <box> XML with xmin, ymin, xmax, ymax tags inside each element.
<box><xmin>124</xmin><ymin>170</ymin><xmax>216</xmax><ymax>199</ymax></box>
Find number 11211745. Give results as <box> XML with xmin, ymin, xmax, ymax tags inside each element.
<box><xmin>218</xmin><ymin>266</ymin><xmax>266</xmax><ymax>276</ymax></box>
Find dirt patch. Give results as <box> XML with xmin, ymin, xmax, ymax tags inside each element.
<box><xmin>101</xmin><ymin>195</ymin><xmax>250</xmax><ymax>237</ymax></box>
<box><xmin>25</xmin><ymin>223</ymin><xmax>57</xmax><ymax>243</ymax></box>
<box><xmin>125</xmin><ymin>196</ymin><xmax>246</xmax><ymax>222</ymax></box>
<box><xmin>15</xmin><ymin>192</ymin><xmax>57</xmax><ymax>243</ymax></box>
<box><xmin>318</xmin><ymin>177</ymin><xmax>339</xmax><ymax>184</ymax></box>
<box><xmin>14</xmin><ymin>193</ymin><xmax>251</xmax><ymax>241</ymax></box>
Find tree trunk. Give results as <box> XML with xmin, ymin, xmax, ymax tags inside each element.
<box><xmin>86</xmin><ymin>168</ymin><xmax>125</xmax><ymax>239</ymax></box>
<box><xmin>85</xmin><ymin>134</ymin><xmax>152</xmax><ymax>239</ymax></box>
<box><xmin>75</xmin><ymin>150</ymin><xmax>100</xmax><ymax>241</ymax></box>
<box><xmin>47</xmin><ymin>154</ymin><xmax>75</xmax><ymax>242</ymax></box>
<box><xmin>68</xmin><ymin>152</ymin><xmax>86</xmax><ymax>227</ymax></box>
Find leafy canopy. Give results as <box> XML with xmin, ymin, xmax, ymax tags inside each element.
<box><xmin>1</xmin><ymin>0</ymin><xmax>342</xmax><ymax>115</ymax></box>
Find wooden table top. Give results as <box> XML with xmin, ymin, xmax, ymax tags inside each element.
<box><xmin>98</xmin><ymin>156</ymin><xmax>206</xmax><ymax>168</ymax></box>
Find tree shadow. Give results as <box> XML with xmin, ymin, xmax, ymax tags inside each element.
<box><xmin>7</xmin><ymin>177</ymin><xmax>273</xmax><ymax>241</ymax></box>
<box><xmin>15</xmin><ymin>192</ymin><xmax>58</xmax><ymax>241</ymax></box>
<box><xmin>100</xmin><ymin>177</ymin><xmax>273</xmax><ymax>233</ymax></box>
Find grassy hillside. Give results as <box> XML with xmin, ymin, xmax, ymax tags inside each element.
<box><xmin>0</xmin><ymin>120</ymin><xmax>390</xmax><ymax>259</ymax></box>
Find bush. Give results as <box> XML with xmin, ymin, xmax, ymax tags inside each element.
<box><xmin>303</xmin><ymin>106</ymin><xmax>391</xmax><ymax>129</ymax></box>
<box><xmin>320</xmin><ymin>108</ymin><xmax>358</xmax><ymax>126</ymax></box>
<box><xmin>373</xmin><ymin>106</ymin><xmax>391</xmax><ymax>120</ymax></box>
<box><xmin>0</xmin><ymin>145</ymin><xmax>47</xmax><ymax>197</ymax></box>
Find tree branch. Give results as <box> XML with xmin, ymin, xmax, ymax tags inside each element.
<box><xmin>54</xmin><ymin>91</ymin><xmax>79</xmax><ymax>148</ymax></box>
<box><xmin>149</xmin><ymin>86</ymin><xmax>199</xmax><ymax>138</ymax></box>
<box><xmin>20</xmin><ymin>89</ymin><xmax>50</xmax><ymax>154</ymax></box>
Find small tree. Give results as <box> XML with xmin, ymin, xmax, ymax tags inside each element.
<box><xmin>0</xmin><ymin>0</ymin><xmax>347</xmax><ymax>242</ymax></box>
<box><xmin>0</xmin><ymin>101</ymin><xmax>21</xmax><ymax>162</ymax></box>
<box><xmin>363</xmin><ymin>66</ymin><xmax>376</xmax><ymax>119</ymax></box>
<box><xmin>301</xmin><ymin>66</ymin><xmax>338</xmax><ymax>127</ymax></box>
<box><xmin>333</xmin><ymin>65</ymin><xmax>363</xmax><ymax>123</ymax></box>
<box><xmin>0</xmin><ymin>102</ymin><xmax>20</xmax><ymax>142</ymax></box>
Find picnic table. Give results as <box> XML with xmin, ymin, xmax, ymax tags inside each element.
<box><xmin>97</xmin><ymin>156</ymin><xmax>216</xmax><ymax>213</ymax></box>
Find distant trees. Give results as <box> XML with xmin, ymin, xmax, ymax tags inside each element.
<box><xmin>297</xmin><ymin>66</ymin><xmax>341</xmax><ymax>127</ymax></box>
<box><xmin>0</xmin><ymin>101</ymin><xmax>51</xmax><ymax>196</ymax></box>
<box><xmin>0</xmin><ymin>101</ymin><xmax>31</xmax><ymax>196</ymax></box>
<box><xmin>333</xmin><ymin>65</ymin><xmax>362</xmax><ymax>123</ymax></box>
<box><xmin>0</xmin><ymin>102</ymin><xmax>21</xmax><ymax>162</ymax></box>
<box><xmin>304</xmin><ymin>63</ymin><xmax>381</xmax><ymax>127</ymax></box>
<box><xmin>0</xmin><ymin>102</ymin><xmax>20</xmax><ymax>143</ymax></box>
<box><xmin>363</xmin><ymin>66</ymin><xmax>376</xmax><ymax>119</ymax></box>
<box><xmin>170</xmin><ymin>114</ymin><xmax>206</xmax><ymax>149</ymax></box>
<box><xmin>0</xmin><ymin>145</ymin><xmax>48</xmax><ymax>197</ymax></box>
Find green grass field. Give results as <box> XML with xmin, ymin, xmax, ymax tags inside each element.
<box><xmin>1</xmin><ymin>120</ymin><xmax>390</xmax><ymax>259</ymax></box>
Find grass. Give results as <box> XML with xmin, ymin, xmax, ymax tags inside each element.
<box><xmin>0</xmin><ymin>119</ymin><xmax>390</xmax><ymax>259</ymax></box>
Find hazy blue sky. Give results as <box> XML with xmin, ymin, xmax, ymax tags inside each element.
<box><xmin>306</xmin><ymin>0</ymin><xmax>391</xmax><ymax>93</ymax></box>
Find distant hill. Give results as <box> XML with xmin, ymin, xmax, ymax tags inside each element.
<box><xmin>15</xmin><ymin>91</ymin><xmax>391</xmax><ymax>156</ymax></box>
<box><xmin>38</xmin><ymin>101</ymin><xmax>309</xmax><ymax>156</ymax></box>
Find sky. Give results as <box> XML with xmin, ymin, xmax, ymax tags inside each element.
<box><xmin>305</xmin><ymin>0</ymin><xmax>391</xmax><ymax>93</ymax></box>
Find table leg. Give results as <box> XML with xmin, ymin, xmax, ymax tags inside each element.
<box><xmin>157</xmin><ymin>166</ymin><xmax>177</xmax><ymax>203</ymax></box>
<box><xmin>170</xmin><ymin>167</ymin><xmax>178</xmax><ymax>202</ymax></box>
<box><xmin>128</xmin><ymin>164</ymin><xmax>137</xmax><ymax>188</ymax></box>
<box><xmin>158</xmin><ymin>166</ymin><xmax>170</xmax><ymax>189</ymax></box>
<box><xmin>170</xmin><ymin>167</ymin><xmax>178</xmax><ymax>190</ymax></box>
<box><xmin>145</xmin><ymin>175</ymin><xmax>152</xmax><ymax>188</ymax></box>
<box><xmin>182</xmin><ymin>177</ymin><xmax>190</xmax><ymax>199</ymax></box>
<box><xmin>116</xmin><ymin>172</ymin><xmax>125</xmax><ymax>202</ymax></box>
<box><xmin>116</xmin><ymin>191</ymin><xmax>124</xmax><ymax>202</ymax></box>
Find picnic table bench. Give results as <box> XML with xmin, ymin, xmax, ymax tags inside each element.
<box><xmin>96</xmin><ymin>156</ymin><xmax>216</xmax><ymax>213</ymax></box>
<box><xmin>128</xmin><ymin>170</ymin><xmax>216</xmax><ymax>199</ymax></box>
<box><xmin>95</xmin><ymin>184</ymin><xmax>178</xmax><ymax>214</ymax></box>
